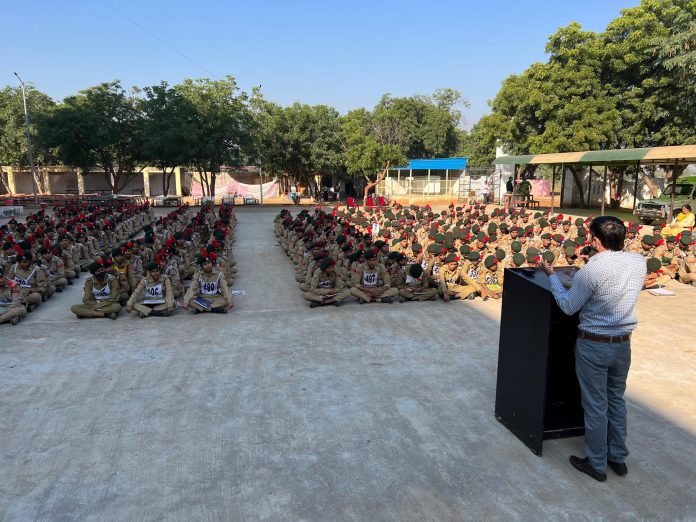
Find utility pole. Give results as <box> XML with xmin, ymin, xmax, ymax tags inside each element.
<box><xmin>14</xmin><ymin>72</ymin><xmax>39</xmax><ymax>204</ymax></box>
<box><xmin>259</xmin><ymin>166</ymin><xmax>264</xmax><ymax>205</ymax></box>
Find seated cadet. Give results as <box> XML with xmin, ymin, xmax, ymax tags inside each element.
<box><xmin>9</xmin><ymin>250</ymin><xmax>46</xmax><ymax>312</ymax></box>
<box><xmin>677</xmin><ymin>233</ymin><xmax>696</xmax><ymax>286</ymax></box>
<box><xmin>126</xmin><ymin>262</ymin><xmax>175</xmax><ymax>318</ymax></box>
<box><xmin>70</xmin><ymin>258</ymin><xmax>121</xmax><ymax>319</ymax></box>
<box><xmin>58</xmin><ymin>235</ymin><xmax>78</xmax><ymax>283</ymax></box>
<box><xmin>643</xmin><ymin>257</ymin><xmax>670</xmax><ymax>289</ymax></box>
<box><xmin>38</xmin><ymin>246</ymin><xmax>68</xmax><ymax>296</ymax></box>
<box><xmin>303</xmin><ymin>257</ymin><xmax>351</xmax><ymax>308</ymax></box>
<box><xmin>183</xmin><ymin>255</ymin><xmax>233</xmax><ymax>314</ymax></box>
<box><xmin>478</xmin><ymin>254</ymin><xmax>505</xmax><ymax>299</ymax></box>
<box><xmin>111</xmin><ymin>247</ymin><xmax>136</xmax><ymax>305</ymax></box>
<box><xmin>398</xmin><ymin>263</ymin><xmax>438</xmax><ymax>302</ymax></box>
<box><xmin>0</xmin><ymin>266</ymin><xmax>27</xmax><ymax>325</ymax></box>
<box><xmin>350</xmin><ymin>251</ymin><xmax>399</xmax><ymax>303</ymax></box>
<box><xmin>438</xmin><ymin>252</ymin><xmax>483</xmax><ymax>302</ymax></box>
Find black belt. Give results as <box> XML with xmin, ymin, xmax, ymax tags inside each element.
<box><xmin>578</xmin><ymin>331</ymin><xmax>631</xmax><ymax>344</ymax></box>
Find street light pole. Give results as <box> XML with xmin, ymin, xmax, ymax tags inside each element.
<box><xmin>14</xmin><ymin>72</ymin><xmax>39</xmax><ymax>204</ymax></box>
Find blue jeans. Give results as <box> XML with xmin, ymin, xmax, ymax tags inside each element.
<box><xmin>575</xmin><ymin>337</ymin><xmax>631</xmax><ymax>474</ymax></box>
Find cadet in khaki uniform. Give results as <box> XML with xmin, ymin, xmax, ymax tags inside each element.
<box><xmin>643</xmin><ymin>257</ymin><xmax>671</xmax><ymax>289</ymax></box>
<box><xmin>10</xmin><ymin>251</ymin><xmax>46</xmax><ymax>311</ymax></box>
<box><xmin>350</xmin><ymin>251</ymin><xmax>399</xmax><ymax>303</ymax></box>
<box><xmin>38</xmin><ymin>246</ymin><xmax>68</xmax><ymax>296</ymax></box>
<box><xmin>653</xmin><ymin>235</ymin><xmax>681</xmax><ymax>279</ymax></box>
<box><xmin>303</xmin><ymin>257</ymin><xmax>351</xmax><ymax>307</ymax></box>
<box><xmin>0</xmin><ymin>267</ymin><xmax>27</xmax><ymax>325</ymax></box>
<box><xmin>183</xmin><ymin>256</ymin><xmax>233</xmax><ymax>313</ymax></box>
<box><xmin>111</xmin><ymin>247</ymin><xmax>136</xmax><ymax>305</ymax></box>
<box><xmin>398</xmin><ymin>263</ymin><xmax>438</xmax><ymax>301</ymax></box>
<box><xmin>126</xmin><ymin>262</ymin><xmax>175</xmax><ymax>317</ymax></box>
<box><xmin>438</xmin><ymin>253</ymin><xmax>482</xmax><ymax>301</ymax></box>
<box><xmin>71</xmin><ymin>259</ymin><xmax>121</xmax><ymax>319</ymax></box>
<box><xmin>677</xmin><ymin>233</ymin><xmax>696</xmax><ymax>286</ymax></box>
<box><xmin>477</xmin><ymin>254</ymin><xmax>505</xmax><ymax>299</ymax></box>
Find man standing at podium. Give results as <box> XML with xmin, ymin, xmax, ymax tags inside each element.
<box><xmin>539</xmin><ymin>216</ymin><xmax>646</xmax><ymax>482</ymax></box>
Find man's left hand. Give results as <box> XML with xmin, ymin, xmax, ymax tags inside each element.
<box><xmin>539</xmin><ymin>260</ymin><xmax>554</xmax><ymax>276</ymax></box>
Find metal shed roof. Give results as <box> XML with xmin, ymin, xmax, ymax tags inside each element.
<box><xmin>407</xmin><ymin>157</ymin><xmax>468</xmax><ymax>170</ymax></box>
<box><xmin>493</xmin><ymin>145</ymin><xmax>696</xmax><ymax>166</ymax></box>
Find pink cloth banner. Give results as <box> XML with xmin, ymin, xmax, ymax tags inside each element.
<box><xmin>190</xmin><ymin>179</ymin><xmax>278</xmax><ymax>198</ymax></box>
<box><xmin>529</xmin><ymin>179</ymin><xmax>551</xmax><ymax>196</ymax></box>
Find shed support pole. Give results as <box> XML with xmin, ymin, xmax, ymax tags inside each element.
<box><xmin>632</xmin><ymin>162</ymin><xmax>640</xmax><ymax>212</ymax></box>
<box><xmin>559</xmin><ymin>164</ymin><xmax>565</xmax><ymax>209</ymax></box>
<box><xmin>427</xmin><ymin>169</ymin><xmax>431</xmax><ymax>196</ymax></box>
<box><xmin>601</xmin><ymin>165</ymin><xmax>607</xmax><ymax>216</ymax></box>
<box><xmin>587</xmin><ymin>165</ymin><xmax>593</xmax><ymax>209</ymax></box>
<box><xmin>550</xmin><ymin>165</ymin><xmax>556</xmax><ymax>215</ymax></box>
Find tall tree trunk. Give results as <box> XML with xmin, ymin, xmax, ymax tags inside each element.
<box><xmin>567</xmin><ymin>166</ymin><xmax>586</xmax><ymax>208</ymax></box>
<box><xmin>363</xmin><ymin>161</ymin><xmax>390</xmax><ymax>201</ymax></box>
<box><xmin>0</xmin><ymin>167</ymin><xmax>11</xmax><ymax>195</ymax></box>
<box><xmin>615</xmin><ymin>168</ymin><xmax>625</xmax><ymax>209</ymax></box>
<box><xmin>640</xmin><ymin>167</ymin><xmax>660</xmax><ymax>198</ymax></box>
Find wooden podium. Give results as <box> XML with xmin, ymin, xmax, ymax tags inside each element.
<box><xmin>495</xmin><ymin>267</ymin><xmax>585</xmax><ymax>456</ymax></box>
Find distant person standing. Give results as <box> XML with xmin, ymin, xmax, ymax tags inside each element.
<box><xmin>504</xmin><ymin>176</ymin><xmax>514</xmax><ymax>208</ymax></box>
<box><xmin>539</xmin><ymin>216</ymin><xmax>646</xmax><ymax>482</ymax></box>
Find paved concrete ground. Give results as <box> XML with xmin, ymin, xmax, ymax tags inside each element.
<box><xmin>1</xmin><ymin>208</ymin><xmax>695</xmax><ymax>521</ymax></box>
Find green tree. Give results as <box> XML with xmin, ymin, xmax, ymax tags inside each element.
<box><xmin>0</xmin><ymin>85</ymin><xmax>56</xmax><ymax>193</ymax></box>
<box><xmin>37</xmin><ymin>81</ymin><xmax>144</xmax><ymax>194</ymax></box>
<box><xmin>175</xmin><ymin>76</ymin><xmax>255</xmax><ymax>197</ymax></box>
<box><xmin>253</xmin><ymin>99</ymin><xmax>343</xmax><ymax>197</ymax></box>
<box><xmin>139</xmin><ymin>82</ymin><xmax>197</xmax><ymax>196</ymax></box>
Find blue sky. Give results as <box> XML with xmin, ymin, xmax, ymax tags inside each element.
<box><xmin>2</xmin><ymin>0</ymin><xmax>639</xmax><ymax>128</ymax></box>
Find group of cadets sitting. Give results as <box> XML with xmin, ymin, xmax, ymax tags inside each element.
<box><xmin>275</xmin><ymin>201</ymin><xmax>696</xmax><ymax>308</ymax></box>
<box><xmin>0</xmin><ymin>201</ymin><xmax>236</xmax><ymax>326</ymax></box>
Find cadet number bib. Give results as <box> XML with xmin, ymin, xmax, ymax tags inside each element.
<box><xmin>92</xmin><ymin>284</ymin><xmax>112</xmax><ymax>300</ymax></box>
<box><xmin>143</xmin><ymin>283</ymin><xmax>165</xmax><ymax>304</ymax></box>
<box><xmin>200</xmin><ymin>274</ymin><xmax>221</xmax><ymax>295</ymax></box>
<box><xmin>362</xmin><ymin>272</ymin><xmax>378</xmax><ymax>287</ymax></box>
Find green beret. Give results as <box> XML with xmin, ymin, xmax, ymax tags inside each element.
<box><xmin>411</xmin><ymin>243</ymin><xmax>422</xmax><ymax>252</ymax></box>
<box><xmin>89</xmin><ymin>259</ymin><xmax>106</xmax><ymax>274</ymax></box>
<box><xmin>197</xmin><ymin>255</ymin><xmax>211</xmax><ymax>265</ymax></box>
<box><xmin>666</xmin><ymin>235</ymin><xmax>677</xmax><ymax>243</ymax></box>
<box><xmin>374</xmin><ymin>240</ymin><xmax>385</xmax><ymax>249</ymax></box>
<box><xmin>577</xmin><ymin>227</ymin><xmax>587</xmax><ymax>237</ymax></box>
<box><xmin>477</xmin><ymin>231</ymin><xmax>487</xmax><ymax>242</ymax></box>
<box><xmin>563</xmin><ymin>239</ymin><xmax>575</xmax><ymax>249</ymax></box>
<box><xmin>541</xmin><ymin>233</ymin><xmax>552</xmax><ymax>240</ymax></box>
<box><xmin>146</xmin><ymin>261</ymin><xmax>159</xmax><ymax>271</ymax></box>
<box><xmin>539</xmin><ymin>219</ymin><xmax>548</xmax><ymax>229</ymax></box>
<box><xmin>336</xmin><ymin>235</ymin><xmax>346</xmax><ymax>244</ymax></box>
<box><xmin>574</xmin><ymin>237</ymin><xmax>585</xmax><ymax>246</ymax></box>
<box><xmin>427</xmin><ymin>243</ymin><xmax>444</xmax><ymax>254</ymax></box>
<box><xmin>320</xmin><ymin>257</ymin><xmax>334</xmax><ymax>270</ymax></box>
<box><xmin>526</xmin><ymin>252</ymin><xmax>539</xmax><ymax>263</ymax></box>
<box><xmin>495</xmin><ymin>249</ymin><xmax>506</xmax><ymax>261</ymax></box>
<box><xmin>409</xmin><ymin>263</ymin><xmax>424</xmax><ymax>277</ymax></box>
<box><xmin>387</xmin><ymin>251</ymin><xmax>400</xmax><ymax>260</ymax></box>
<box><xmin>391</xmin><ymin>238</ymin><xmax>401</xmax><ymax>246</ymax></box>
<box><xmin>348</xmin><ymin>252</ymin><xmax>362</xmax><ymax>263</ymax></box>
<box><xmin>541</xmin><ymin>250</ymin><xmax>555</xmax><ymax>262</ymax></box>
<box><xmin>575</xmin><ymin>218</ymin><xmax>584</xmax><ymax>226</ymax></box>
<box><xmin>468</xmin><ymin>251</ymin><xmax>481</xmax><ymax>261</ymax></box>
<box><xmin>444</xmin><ymin>253</ymin><xmax>458</xmax><ymax>263</ymax></box>
<box><xmin>680</xmin><ymin>234</ymin><xmax>692</xmax><ymax>246</ymax></box>
<box><xmin>646</xmin><ymin>257</ymin><xmax>661</xmax><ymax>273</ymax></box>
<box><xmin>534</xmin><ymin>212</ymin><xmax>542</xmax><ymax>219</ymax></box>
<box><xmin>444</xmin><ymin>238</ymin><xmax>455</xmax><ymax>249</ymax></box>
<box><xmin>484</xmin><ymin>255</ymin><xmax>496</xmax><ymax>269</ymax></box>
<box><xmin>642</xmin><ymin>235</ymin><xmax>656</xmax><ymax>245</ymax></box>
<box><xmin>512</xmin><ymin>253</ymin><xmax>525</xmax><ymax>266</ymax></box>
<box><xmin>434</xmin><ymin>233</ymin><xmax>445</xmax><ymax>243</ymax></box>
<box><xmin>471</xmin><ymin>224</ymin><xmax>480</xmax><ymax>234</ymax></box>
<box><xmin>459</xmin><ymin>244</ymin><xmax>471</xmax><ymax>255</ymax></box>
<box><xmin>111</xmin><ymin>246</ymin><xmax>124</xmax><ymax>257</ymax></box>
<box><xmin>364</xmin><ymin>251</ymin><xmax>375</xmax><ymax>259</ymax></box>
<box><xmin>487</xmin><ymin>223</ymin><xmax>498</xmax><ymax>234</ymax></box>
<box><xmin>552</xmin><ymin>234</ymin><xmax>564</xmax><ymax>243</ymax></box>
<box><xmin>549</xmin><ymin>217</ymin><xmax>557</xmax><ymax>223</ymax></box>
<box><xmin>511</xmin><ymin>241</ymin><xmax>522</xmax><ymax>253</ymax></box>
<box><xmin>527</xmin><ymin>246</ymin><xmax>540</xmax><ymax>257</ymax></box>
<box><xmin>564</xmin><ymin>246</ymin><xmax>576</xmax><ymax>258</ymax></box>
<box><xmin>489</xmin><ymin>233</ymin><xmax>498</xmax><ymax>243</ymax></box>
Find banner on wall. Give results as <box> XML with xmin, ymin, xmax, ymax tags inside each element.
<box><xmin>190</xmin><ymin>179</ymin><xmax>279</xmax><ymax>199</ymax></box>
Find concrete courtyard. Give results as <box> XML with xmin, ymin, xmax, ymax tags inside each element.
<box><xmin>1</xmin><ymin>207</ymin><xmax>695</xmax><ymax>521</ymax></box>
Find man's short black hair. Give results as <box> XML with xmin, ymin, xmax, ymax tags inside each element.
<box><xmin>589</xmin><ymin>216</ymin><xmax>626</xmax><ymax>251</ymax></box>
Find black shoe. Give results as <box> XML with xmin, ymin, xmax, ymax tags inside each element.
<box><xmin>68</xmin><ymin>280</ymin><xmax>74</xmax><ymax>286</ymax></box>
<box><xmin>381</xmin><ymin>297</ymin><xmax>393</xmax><ymax>303</ymax></box>
<box><xmin>309</xmin><ymin>301</ymin><xmax>321</xmax><ymax>308</ymax></box>
<box><xmin>108</xmin><ymin>312</ymin><xmax>119</xmax><ymax>320</ymax></box>
<box><xmin>608</xmin><ymin>460</ymin><xmax>628</xmax><ymax>476</ymax></box>
<box><xmin>569</xmin><ymin>456</ymin><xmax>606</xmax><ymax>482</ymax></box>
<box><xmin>467</xmin><ymin>294</ymin><xmax>476</xmax><ymax>300</ymax></box>
<box><xmin>334</xmin><ymin>300</ymin><xmax>341</xmax><ymax>307</ymax></box>
<box><xmin>10</xmin><ymin>316</ymin><xmax>21</xmax><ymax>326</ymax></box>
<box><xmin>211</xmin><ymin>307</ymin><xmax>227</xmax><ymax>314</ymax></box>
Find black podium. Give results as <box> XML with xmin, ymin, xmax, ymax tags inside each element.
<box><xmin>495</xmin><ymin>267</ymin><xmax>584</xmax><ymax>456</ymax></box>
